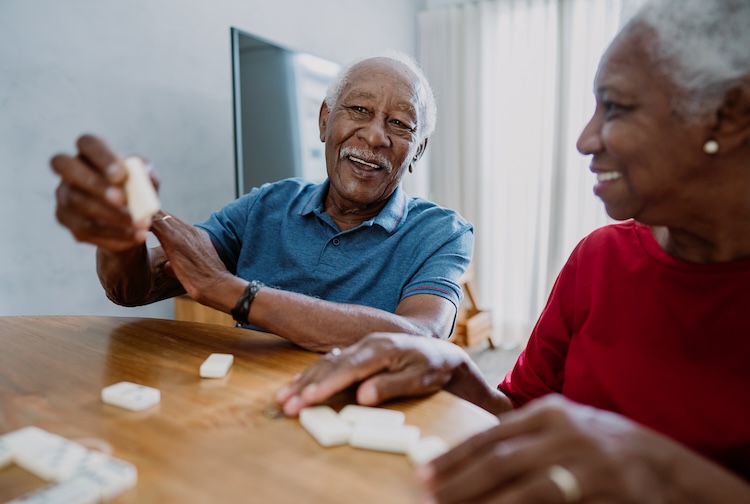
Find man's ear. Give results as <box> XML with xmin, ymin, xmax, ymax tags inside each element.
<box><xmin>319</xmin><ymin>101</ymin><xmax>330</xmax><ymax>142</ymax></box>
<box><xmin>408</xmin><ymin>138</ymin><xmax>429</xmax><ymax>173</ymax></box>
<box><xmin>711</xmin><ymin>77</ymin><xmax>750</xmax><ymax>152</ymax></box>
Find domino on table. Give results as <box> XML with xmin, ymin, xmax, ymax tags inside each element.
<box><xmin>299</xmin><ymin>406</ymin><xmax>351</xmax><ymax>447</ymax></box>
<box><xmin>122</xmin><ymin>156</ymin><xmax>160</xmax><ymax>221</ymax></box>
<box><xmin>6</xmin><ymin>475</ymin><xmax>101</xmax><ymax>504</ymax></box>
<box><xmin>349</xmin><ymin>423</ymin><xmax>421</xmax><ymax>454</ymax></box>
<box><xmin>338</xmin><ymin>404</ymin><xmax>406</xmax><ymax>427</ymax></box>
<box><xmin>406</xmin><ymin>436</ymin><xmax>450</xmax><ymax>466</ymax></box>
<box><xmin>0</xmin><ymin>435</ymin><xmax>12</xmax><ymax>469</ymax></box>
<box><xmin>199</xmin><ymin>353</ymin><xmax>234</xmax><ymax>378</ymax></box>
<box><xmin>0</xmin><ymin>426</ymin><xmax>138</xmax><ymax>502</ymax></box>
<box><xmin>14</xmin><ymin>435</ymin><xmax>88</xmax><ymax>481</ymax></box>
<box><xmin>75</xmin><ymin>451</ymin><xmax>138</xmax><ymax>501</ymax></box>
<box><xmin>101</xmin><ymin>381</ymin><xmax>160</xmax><ymax>411</ymax></box>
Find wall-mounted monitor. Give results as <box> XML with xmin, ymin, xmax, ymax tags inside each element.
<box><xmin>230</xmin><ymin>28</ymin><xmax>341</xmax><ymax>198</ymax></box>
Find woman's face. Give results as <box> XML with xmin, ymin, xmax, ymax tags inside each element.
<box><xmin>576</xmin><ymin>27</ymin><xmax>709</xmax><ymax>224</ymax></box>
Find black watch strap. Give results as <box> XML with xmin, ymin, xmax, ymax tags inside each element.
<box><xmin>231</xmin><ymin>280</ymin><xmax>265</xmax><ymax>325</ymax></box>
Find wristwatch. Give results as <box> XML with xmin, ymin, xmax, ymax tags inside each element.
<box><xmin>231</xmin><ymin>280</ymin><xmax>265</xmax><ymax>325</ymax></box>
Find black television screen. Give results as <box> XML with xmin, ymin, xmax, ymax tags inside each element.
<box><xmin>230</xmin><ymin>28</ymin><xmax>340</xmax><ymax>198</ymax></box>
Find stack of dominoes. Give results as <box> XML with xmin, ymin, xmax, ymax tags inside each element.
<box><xmin>0</xmin><ymin>426</ymin><xmax>137</xmax><ymax>503</ymax></box>
<box><xmin>299</xmin><ymin>404</ymin><xmax>449</xmax><ymax>465</ymax></box>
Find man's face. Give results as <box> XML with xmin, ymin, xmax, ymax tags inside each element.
<box><xmin>319</xmin><ymin>58</ymin><xmax>426</xmax><ymax>209</ymax></box>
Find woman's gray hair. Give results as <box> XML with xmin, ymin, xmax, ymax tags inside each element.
<box><xmin>624</xmin><ymin>0</ymin><xmax>750</xmax><ymax>118</ymax></box>
<box><xmin>324</xmin><ymin>51</ymin><xmax>437</xmax><ymax>141</ymax></box>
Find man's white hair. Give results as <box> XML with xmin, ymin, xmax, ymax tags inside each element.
<box><xmin>622</xmin><ymin>0</ymin><xmax>750</xmax><ymax>118</ymax></box>
<box><xmin>324</xmin><ymin>51</ymin><xmax>437</xmax><ymax>141</ymax></box>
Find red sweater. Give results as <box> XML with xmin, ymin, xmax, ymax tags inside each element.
<box><xmin>500</xmin><ymin>220</ymin><xmax>750</xmax><ymax>479</ymax></box>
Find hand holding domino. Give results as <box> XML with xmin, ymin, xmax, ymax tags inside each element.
<box><xmin>121</xmin><ymin>156</ymin><xmax>160</xmax><ymax>221</ymax></box>
<box><xmin>50</xmin><ymin>135</ymin><xmax>160</xmax><ymax>251</ymax></box>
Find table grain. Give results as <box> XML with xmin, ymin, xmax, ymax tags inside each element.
<box><xmin>0</xmin><ymin>316</ymin><xmax>499</xmax><ymax>504</ymax></box>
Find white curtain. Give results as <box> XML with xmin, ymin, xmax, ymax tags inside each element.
<box><xmin>419</xmin><ymin>0</ymin><xmax>621</xmax><ymax>348</ymax></box>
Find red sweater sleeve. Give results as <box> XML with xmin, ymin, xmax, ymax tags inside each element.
<box><xmin>498</xmin><ymin>239</ymin><xmax>581</xmax><ymax>408</ymax></box>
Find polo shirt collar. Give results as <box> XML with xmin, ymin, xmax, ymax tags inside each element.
<box><xmin>299</xmin><ymin>180</ymin><xmax>408</xmax><ymax>234</ymax></box>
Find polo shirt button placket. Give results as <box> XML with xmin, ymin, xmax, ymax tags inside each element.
<box><xmin>332</xmin><ymin>238</ymin><xmax>340</xmax><ymax>246</ymax></box>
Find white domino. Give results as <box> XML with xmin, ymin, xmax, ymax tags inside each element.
<box><xmin>75</xmin><ymin>451</ymin><xmax>138</xmax><ymax>500</ymax></box>
<box><xmin>299</xmin><ymin>406</ymin><xmax>351</xmax><ymax>447</ymax></box>
<box><xmin>1</xmin><ymin>426</ymin><xmax>138</xmax><ymax>502</ymax></box>
<box><xmin>349</xmin><ymin>423</ymin><xmax>421</xmax><ymax>454</ymax></box>
<box><xmin>296</xmin><ymin>404</ymin><xmax>445</xmax><ymax>460</ymax></box>
<box><xmin>199</xmin><ymin>353</ymin><xmax>234</xmax><ymax>378</ymax></box>
<box><xmin>2</xmin><ymin>426</ymin><xmax>63</xmax><ymax>460</ymax></box>
<box><xmin>0</xmin><ymin>436</ymin><xmax>14</xmax><ymax>469</ymax></box>
<box><xmin>15</xmin><ymin>437</ymin><xmax>88</xmax><ymax>481</ymax></box>
<box><xmin>406</xmin><ymin>436</ymin><xmax>450</xmax><ymax>465</ymax></box>
<box><xmin>339</xmin><ymin>405</ymin><xmax>406</xmax><ymax>427</ymax></box>
<box><xmin>101</xmin><ymin>381</ymin><xmax>160</xmax><ymax>411</ymax></box>
<box><xmin>123</xmin><ymin>156</ymin><xmax>160</xmax><ymax>221</ymax></box>
<box><xmin>7</xmin><ymin>475</ymin><xmax>101</xmax><ymax>504</ymax></box>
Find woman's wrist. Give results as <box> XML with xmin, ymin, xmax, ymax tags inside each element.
<box><xmin>443</xmin><ymin>349</ymin><xmax>514</xmax><ymax>415</ymax></box>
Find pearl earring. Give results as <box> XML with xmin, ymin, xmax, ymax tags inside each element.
<box><xmin>703</xmin><ymin>140</ymin><xmax>719</xmax><ymax>155</ymax></box>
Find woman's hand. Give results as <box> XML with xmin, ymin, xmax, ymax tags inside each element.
<box><xmin>275</xmin><ymin>332</ymin><xmax>470</xmax><ymax>417</ymax></box>
<box><xmin>417</xmin><ymin>394</ymin><xmax>750</xmax><ymax>503</ymax></box>
<box><xmin>51</xmin><ymin>134</ymin><xmax>159</xmax><ymax>252</ymax></box>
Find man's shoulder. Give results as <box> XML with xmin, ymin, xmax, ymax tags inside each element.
<box><xmin>404</xmin><ymin>196</ymin><xmax>473</xmax><ymax>232</ymax></box>
<box><xmin>238</xmin><ymin>177</ymin><xmax>321</xmax><ymax>205</ymax></box>
<box><xmin>254</xmin><ymin>177</ymin><xmax>319</xmax><ymax>195</ymax></box>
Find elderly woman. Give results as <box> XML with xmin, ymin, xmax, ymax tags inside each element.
<box><xmin>276</xmin><ymin>0</ymin><xmax>750</xmax><ymax>501</ymax></box>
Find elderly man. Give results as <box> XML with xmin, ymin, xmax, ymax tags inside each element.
<box><xmin>51</xmin><ymin>53</ymin><xmax>473</xmax><ymax>352</ymax></box>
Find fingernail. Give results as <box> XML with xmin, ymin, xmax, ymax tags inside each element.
<box><xmin>105</xmin><ymin>162</ymin><xmax>121</xmax><ymax>180</ymax></box>
<box><xmin>284</xmin><ymin>395</ymin><xmax>301</xmax><ymax>415</ymax></box>
<box><xmin>104</xmin><ymin>187</ymin><xmax>122</xmax><ymax>205</ymax></box>
<box><xmin>275</xmin><ymin>385</ymin><xmax>290</xmax><ymax>402</ymax></box>
<box><xmin>133</xmin><ymin>217</ymin><xmax>151</xmax><ymax>227</ymax></box>
<box><xmin>134</xmin><ymin>230</ymin><xmax>149</xmax><ymax>243</ymax></box>
<box><xmin>414</xmin><ymin>463</ymin><xmax>434</xmax><ymax>482</ymax></box>
<box><xmin>358</xmin><ymin>383</ymin><xmax>377</xmax><ymax>405</ymax></box>
<box><xmin>300</xmin><ymin>383</ymin><xmax>318</xmax><ymax>400</ymax></box>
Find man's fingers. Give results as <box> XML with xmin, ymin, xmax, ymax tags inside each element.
<box><xmin>76</xmin><ymin>134</ymin><xmax>123</xmax><ymax>181</ymax></box>
<box><xmin>52</xmin><ymin>154</ymin><xmax>127</xmax><ymax>207</ymax></box>
<box><xmin>55</xmin><ymin>200</ymin><xmax>147</xmax><ymax>247</ymax></box>
<box><xmin>55</xmin><ymin>182</ymin><xmax>130</xmax><ymax>227</ymax></box>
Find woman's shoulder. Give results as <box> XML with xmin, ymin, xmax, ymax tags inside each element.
<box><xmin>580</xmin><ymin>219</ymin><xmax>640</xmax><ymax>245</ymax></box>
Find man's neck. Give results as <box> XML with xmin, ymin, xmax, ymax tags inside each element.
<box><xmin>324</xmin><ymin>190</ymin><xmax>390</xmax><ymax>231</ymax></box>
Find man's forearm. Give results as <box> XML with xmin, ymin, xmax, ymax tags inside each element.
<box><xmin>247</xmin><ymin>288</ymin><xmax>445</xmax><ymax>352</ymax></box>
<box><xmin>96</xmin><ymin>245</ymin><xmax>183</xmax><ymax>306</ymax></box>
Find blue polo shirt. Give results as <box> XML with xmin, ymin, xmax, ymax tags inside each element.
<box><xmin>196</xmin><ymin>178</ymin><xmax>473</xmax><ymax>328</ymax></box>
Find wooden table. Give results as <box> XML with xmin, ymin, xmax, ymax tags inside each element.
<box><xmin>0</xmin><ymin>316</ymin><xmax>499</xmax><ymax>504</ymax></box>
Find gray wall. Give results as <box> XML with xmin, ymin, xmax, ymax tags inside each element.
<box><xmin>0</xmin><ymin>0</ymin><xmax>422</xmax><ymax>318</ymax></box>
